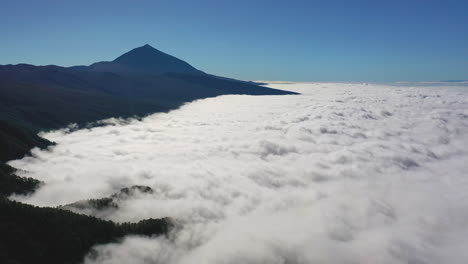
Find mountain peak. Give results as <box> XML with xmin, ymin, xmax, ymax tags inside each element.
<box><xmin>117</xmin><ymin>44</ymin><xmax>161</xmax><ymax>58</ymax></box>
<box><xmin>137</xmin><ymin>44</ymin><xmax>156</xmax><ymax>50</ymax></box>
<box><xmin>107</xmin><ymin>44</ymin><xmax>204</xmax><ymax>75</ymax></box>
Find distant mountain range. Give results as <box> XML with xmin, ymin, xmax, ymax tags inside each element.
<box><xmin>440</xmin><ymin>80</ymin><xmax>468</xmax><ymax>83</ymax></box>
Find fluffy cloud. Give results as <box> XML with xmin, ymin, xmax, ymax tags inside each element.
<box><xmin>9</xmin><ymin>82</ymin><xmax>468</xmax><ymax>264</ymax></box>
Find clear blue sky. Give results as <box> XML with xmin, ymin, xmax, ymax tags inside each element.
<box><xmin>1</xmin><ymin>0</ymin><xmax>467</xmax><ymax>82</ymax></box>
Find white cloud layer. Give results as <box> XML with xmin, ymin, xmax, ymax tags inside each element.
<box><xmin>9</xmin><ymin>82</ymin><xmax>468</xmax><ymax>264</ymax></box>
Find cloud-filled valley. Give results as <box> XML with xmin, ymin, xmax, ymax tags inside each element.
<box><xmin>8</xmin><ymin>82</ymin><xmax>468</xmax><ymax>264</ymax></box>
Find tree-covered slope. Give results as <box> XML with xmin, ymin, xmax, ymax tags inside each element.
<box><xmin>0</xmin><ymin>163</ymin><xmax>41</xmax><ymax>197</ymax></box>
<box><xmin>0</xmin><ymin>119</ymin><xmax>51</xmax><ymax>196</ymax></box>
<box><xmin>0</xmin><ymin>197</ymin><xmax>171</xmax><ymax>264</ymax></box>
<box><xmin>0</xmin><ymin>119</ymin><xmax>52</xmax><ymax>162</ymax></box>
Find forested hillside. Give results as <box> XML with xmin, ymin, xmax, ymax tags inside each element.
<box><xmin>0</xmin><ymin>198</ymin><xmax>171</xmax><ymax>264</ymax></box>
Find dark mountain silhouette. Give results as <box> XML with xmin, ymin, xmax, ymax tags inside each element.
<box><xmin>0</xmin><ymin>43</ymin><xmax>296</xmax><ymax>194</ymax></box>
<box><xmin>0</xmin><ymin>44</ymin><xmax>295</xmax><ymax>131</ymax></box>
<box><xmin>84</xmin><ymin>44</ymin><xmax>205</xmax><ymax>75</ymax></box>
<box><xmin>0</xmin><ymin>44</ymin><xmax>296</xmax><ymax>264</ymax></box>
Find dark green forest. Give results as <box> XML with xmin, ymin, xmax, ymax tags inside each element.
<box><xmin>0</xmin><ymin>163</ymin><xmax>41</xmax><ymax>197</ymax></box>
<box><xmin>0</xmin><ymin>198</ymin><xmax>171</xmax><ymax>264</ymax></box>
<box><xmin>0</xmin><ymin>119</ymin><xmax>50</xmax><ymax>196</ymax></box>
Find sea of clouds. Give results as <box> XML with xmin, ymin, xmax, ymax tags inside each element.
<box><xmin>9</xmin><ymin>82</ymin><xmax>468</xmax><ymax>264</ymax></box>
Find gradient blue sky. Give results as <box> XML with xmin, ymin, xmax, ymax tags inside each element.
<box><xmin>1</xmin><ymin>0</ymin><xmax>467</xmax><ymax>82</ymax></box>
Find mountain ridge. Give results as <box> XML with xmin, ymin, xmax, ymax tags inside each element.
<box><xmin>0</xmin><ymin>44</ymin><xmax>296</xmax><ymax>264</ymax></box>
<box><xmin>0</xmin><ymin>44</ymin><xmax>296</xmax><ymax>131</ymax></box>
